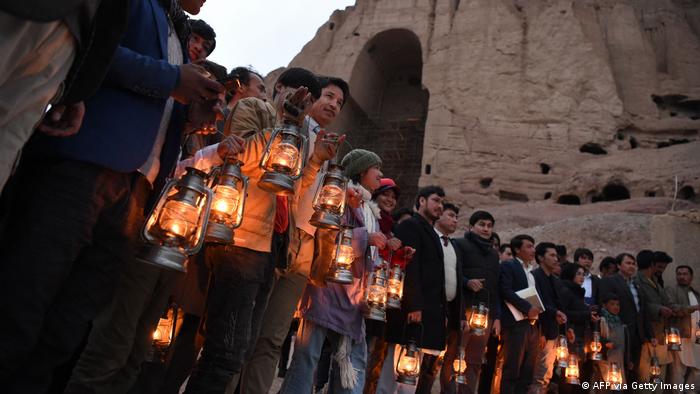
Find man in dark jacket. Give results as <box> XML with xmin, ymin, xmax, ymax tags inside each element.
<box><xmin>573</xmin><ymin>248</ymin><xmax>599</xmax><ymax>305</ymax></box>
<box><xmin>529</xmin><ymin>242</ymin><xmax>567</xmax><ymax>394</ymax></box>
<box><xmin>0</xmin><ymin>0</ymin><xmax>223</xmax><ymax>391</ymax></box>
<box><xmin>494</xmin><ymin>234</ymin><xmax>542</xmax><ymax>394</ymax></box>
<box><xmin>597</xmin><ymin>253</ymin><xmax>653</xmax><ymax>383</ymax></box>
<box><xmin>388</xmin><ymin>186</ymin><xmax>463</xmax><ymax>393</ymax></box>
<box><xmin>442</xmin><ymin>210</ymin><xmax>500</xmax><ymax>394</ymax></box>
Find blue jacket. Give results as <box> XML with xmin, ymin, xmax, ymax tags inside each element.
<box><xmin>27</xmin><ymin>0</ymin><xmax>185</xmax><ymax>180</ymax></box>
<box><xmin>499</xmin><ymin>258</ymin><xmax>532</xmax><ymax>327</ymax></box>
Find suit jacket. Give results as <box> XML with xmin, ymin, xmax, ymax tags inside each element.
<box><xmin>597</xmin><ymin>273</ymin><xmax>653</xmax><ymax>342</ymax></box>
<box><xmin>455</xmin><ymin>232</ymin><xmax>501</xmax><ymax>320</ymax></box>
<box><xmin>385</xmin><ymin>213</ymin><xmax>464</xmax><ymax>350</ymax></box>
<box><xmin>532</xmin><ymin>267</ymin><xmax>563</xmax><ymax>340</ymax></box>
<box><xmin>27</xmin><ymin>0</ymin><xmax>185</xmax><ymax>179</ymax></box>
<box><xmin>499</xmin><ymin>258</ymin><xmax>532</xmax><ymax>328</ymax></box>
<box><xmin>666</xmin><ymin>284</ymin><xmax>700</xmax><ymax>338</ymax></box>
<box><xmin>635</xmin><ymin>272</ymin><xmax>672</xmax><ymax>343</ymax></box>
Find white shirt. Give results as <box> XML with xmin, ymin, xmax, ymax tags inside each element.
<box><xmin>680</xmin><ymin>290</ymin><xmax>700</xmax><ymax>368</ymax></box>
<box><xmin>517</xmin><ymin>257</ymin><xmax>536</xmax><ymax>288</ymax></box>
<box><xmin>435</xmin><ymin>228</ymin><xmax>457</xmax><ymax>302</ymax></box>
<box><xmin>582</xmin><ymin>272</ymin><xmax>593</xmax><ymax>298</ymax></box>
<box><xmin>138</xmin><ymin>20</ymin><xmax>182</xmax><ymax>184</ymax></box>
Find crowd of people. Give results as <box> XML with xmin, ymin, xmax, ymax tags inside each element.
<box><xmin>0</xmin><ymin>2</ymin><xmax>698</xmax><ymax>394</ymax></box>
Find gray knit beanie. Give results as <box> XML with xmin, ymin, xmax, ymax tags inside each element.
<box><xmin>341</xmin><ymin>149</ymin><xmax>382</xmax><ymax>179</ymax></box>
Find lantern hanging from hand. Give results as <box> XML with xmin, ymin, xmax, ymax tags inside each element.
<box><xmin>364</xmin><ymin>264</ymin><xmax>388</xmax><ymax>321</ymax></box>
<box><xmin>257</xmin><ymin>123</ymin><xmax>308</xmax><ymax>195</ymax></box>
<box><xmin>556</xmin><ymin>335</ymin><xmax>570</xmax><ymax>368</ymax></box>
<box><xmin>310</xmin><ymin>162</ymin><xmax>347</xmax><ymax>230</ymax></box>
<box><xmin>695</xmin><ymin>321</ymin><xmax>700</xmax><ymax>345</ymax></box>
<box><xmin>137</xmin><ymin>167</ymin><xmax>212</xmax><ymax>272</ymax></box>
<box><xmin>589</xmin><ymin>331</ymin><xmax>604</xmax><ymax>361</ymax></box>
<box><xmin>469</xmin><ymin>302</ymin><xmax>489</xmax><ymax>336</ymax></box>
<box><xmin>205</xmin><ymin>158</ymin><xmax>248</xmax><ymax>244</ymax></box>
<box><xmin>326</xmin><ymin>227</ymin><xmax>355</xmax><ymax>284</ymax></box>
<box><xmin>386</xmin><ymin>263</ymin><xmax>404</xmax><ymax>309</ymax></box>
<box><xmin>649</xmin><ymin>354</ymin><xmax>662</xmax><ymax>385</ymax></box>
<box><xmin>666</xmin><ymin>327</ymin><xmax>682</xmax><ymax>351</ymax></box>
<box><xmin>565</xmin><ymin>354</ymin><xmax>580</xmax><ymax>385</ymax></box>
<box><xmin>606</xmin><ymin>362</ymin><xmax>623</xmax><ymax>391</ymax></box>
<box><xmin>453</xmin><ymin>347</ymin><xmax>468</xmax><ymax>385</ymax></box>
<box><xmin>396</xmin><ymin>340</ymin><xmax>421</xmax><ymax>386</ymax></box>
<box><xmin>150</xmin><ymin>304</ymin><xmax>182</xmax><ymax>363</ymax></box>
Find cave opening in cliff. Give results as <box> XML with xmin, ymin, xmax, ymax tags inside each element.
<box><xmin>601</xmin><ymin>183</ymin><xmax>631</xmax><ymax>201</ymax></box>
<box><xmin>335</xmin><ymin>29</ymin><xmax>429</xmax><ymax>208</ymax></box>
<box><xmin>556</xmin><ymin>194</ymin><xmax>581</xmax><ymax>205</ymax></box>
<box><xmin>679</xmin><ymin>185</ymin><xmax>696</xmax><ymax>201</ymax></box>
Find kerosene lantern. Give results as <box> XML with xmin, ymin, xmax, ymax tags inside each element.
<box><xmin>556</xmin><ymin>335</ymin><xmax>570</xmax><ymax>368</ymax></box>
<box><xmin>453</xmin><ymin>347</ymin><xmax>468</xmax><ymax>385</ymax></box>
<box><xmin>150</xmin><ymin>304</ymin><xmax>181</xmax><ymax>363</ymax></box>
<box><xmin>649</xmin><ymin>353</ymin><xmax>663</xmax><ymax>385</ymax></box>
<box><xmin>257</xmin><ymin>115</ymin><xmax>308</xmax><ymax>195</ymax></box>
<box><xmin>396</xmin><ymin>340</ymin><xmax>421</xmax><ymax>386</ymax></box>
<box><xmin>364</xmin><ymin>264</ymin><xmax>389</xmax><ymax>321</ymax></box>
<box><xmin>469</xmin><ymin>302</ymin><xmax>489</xmax><ymax>336</ymax></box>
<box><xmin>137</xmin><ymin>167</ymin><xmax>212</xmax><ymax>272</ymax></box>
<box><xmin>666</xmin><ymin>327</ymin><xmax>682</xmax><ymax>351</ymax></box>
<box><xmin>607</xmin><ymin>362</ymin><xmax>623</xmax><ymax>390</ymax></box>
<box><xmin>386</xmin><ymin>263</ymin><xmax>404</xmax><ymax>309</ymax></box>
<box><xmin>589</xmin><ymin>330</ymin><xmax>605</xmax><ymax>361</ymax></box>
<box><xmin>309</xmin><ymin>162</ymin><xmax>347</xmax><ymax>230</ymax></box>
<box><xmin>205</xmin><ymin>157</ymin><xmax>248</xmax><ymax>244</ymax></box>
<box><xmin>326</xmin><ymin>226</ymin><xmax>355</xmax><ymax>284</ymax></box>
<box><xmin>695</xmin><ymin>320</ymin><xmax>700</xmax><ymax>344</ymax></box>
<box><xmin>565</xmin><ymin>354</ymin><xmax>580</xmax><ymax>385</ymax></box>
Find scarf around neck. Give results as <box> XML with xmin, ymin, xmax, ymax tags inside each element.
<box><xmin>467</xmin><ymin>231</ymin><xmax>493</xmax><ymax>254</ymax></box>
<box><xmin>601</xmin><ymin>307</ymin><xmax>622</xmax><ymax>327</ymax></box>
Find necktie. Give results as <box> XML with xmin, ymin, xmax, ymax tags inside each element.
<box><xmin>441</xmin><ymin>235</ymin><xmax>449</xmax><ymax>246</ymax></box>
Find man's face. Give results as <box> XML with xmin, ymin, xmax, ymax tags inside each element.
<box><xmin>539</xmin><ymin>247</ymin><xmax>560</xmax><ymax>274</ymax></box>
<box><xmin>309</xmin><ymin>85</ymin><xmax>343</xmax><ymax>128</ymax></box>
<box><xmin>653</xmin><ymin>262</ymin><xmax>670</xmax><ymax>276</ymax></box>
<box><xmin>515</xmin><ymin>240</ymin><xmax>535</xmax><ymax>263</ymax></box>
<box><xmin>604</xmin><ymin>299</ymin><xmax>621</xmax><ymax>315</ymax></box>
<box><xmin>577</xmin><ymin>255</ymin><xmax>593</xmax><ymax>271</ymax></box>
<box><xmin>188</xmin><ymin>33</ymin><xmax>212</xmax><ymax>63</ymax></box>
<box><xmin>619</xmin><ymin>256</ymin><xmax>637</xmax><ymax>278</ymax></box>
<box><xmin>360</xmin><ymin>166</ymin><xmax>383</xmax><ymax>192</ymax></box>
<box><xmin>677</xmin><ymin>268</ymin><xmax>692</xmax><ymax>286</ymax></box>
<box><xmin>499</xmin><ymin>247</ymin><xmax>513</xmax><ymax>262</ymax></box>
<box><xmin>235</xmin><ymin>73</ymin><xmax>267</xmax><ymax>102</ymax></box>
<box><xmin>375</xmin><ymin>189</ymin><xmax>397</xmax><ymax>214</ymax></box>
<box><xmin>436</xmin><ymin>209</ymin><xmax>458</xmax><ymax>236</ymax></box>
<box><xmin>181</xmin><ymin>0</ymin><xmax>205</xmax><ymax>14</ymax></box>
<box><xmin>470</xmin><ymin>219</ymin><xmax>493</xmax><ymax>240</ymax></box>
<box><xmin>420</xmin><ymin>193</ymin><xmax>444</xmax><ymax>222</ymax></box>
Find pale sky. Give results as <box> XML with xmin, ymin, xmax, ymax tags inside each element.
<box><xmin>193</xmin><ymin>0</ymin><xmax>357</xmax><ymax>76</ymax></box>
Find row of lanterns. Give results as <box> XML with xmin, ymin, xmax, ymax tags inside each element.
<box><xmin>136</xmin><ymin>119</ymin><xmax>350</xmax><ymax>272</ymax></box>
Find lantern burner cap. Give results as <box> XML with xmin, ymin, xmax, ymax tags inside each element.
<box><xmin>258</xmin><ymin>173</ymin><xmax>296</xmax><ymax>195</ymax></box>
<box><xmin>365</xmin><ymin>307</ymin><xmax>386</xmax><ymax>322</ymax></box>
<box><xmin>136</xmin><ymin>244</ymin><xmax>188</xmax><ymax>272</ymax></box>
<box><xmin>397</xmin><ymin>375</ymin><xmax>418</xmax><ymax>386</ymax></box>
<box><xmin>387</xmin><ymin>297</ymin><xmax>401</xmax><ymax>309</ymax></box>
<box><xmin>310</xmin><ymin>210</ymin><xmax>343</xmax><ymax>230</ymax></box>
<box><xmin>326</xmin><ymin>268</ymin><xmax>354</xmax><ymax>284</ymax></box>
<box><xmin>205</xmin><ymin>222</ymin><xmax>234</xmax><ymax>244</ymax></box>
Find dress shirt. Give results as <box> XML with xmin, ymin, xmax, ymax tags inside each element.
<box><xmin>435</xmin><ymin>228</ymin><xmax>457</xmax><ymax>302</ymax></box>
<box><xmin>627</xmin><ymin>277</ymin><xmax>640</xmax><ymax>311</ymax></box>
<box><xmin>583</xmin><ymin>272</ymin><xmax>593</xmax><ymax>304</ymax></box>
<box><xmin>517</xmin><ymin>257</ymin><xmax>536</xmax><ymax>288</ymax></box>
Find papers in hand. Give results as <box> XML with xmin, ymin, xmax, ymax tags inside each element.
<box><xmin>506</xmin><ymin>286</ymin><xmax>545</xmax><ymax>321</ymax></box>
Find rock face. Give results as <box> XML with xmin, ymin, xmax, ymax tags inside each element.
<box><xmin>287</xmin><ymin>0</ymin><xmax>700</xmax><ymax>212</ymax></box>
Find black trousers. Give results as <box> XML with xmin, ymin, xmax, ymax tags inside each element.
<box><xmin>494</xmin><ymin>321</ymin><xmax>540</xmax><ymax>394</ymax></box>
<box><xmin>0</xmin><ymin>158</ymin><xmax>150</xmax><ymax>393</ymax></box>
<box><xmin>184</xmin><ymin>244</ymin><xmax>272</xmax><ymax>392</ymax></box>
